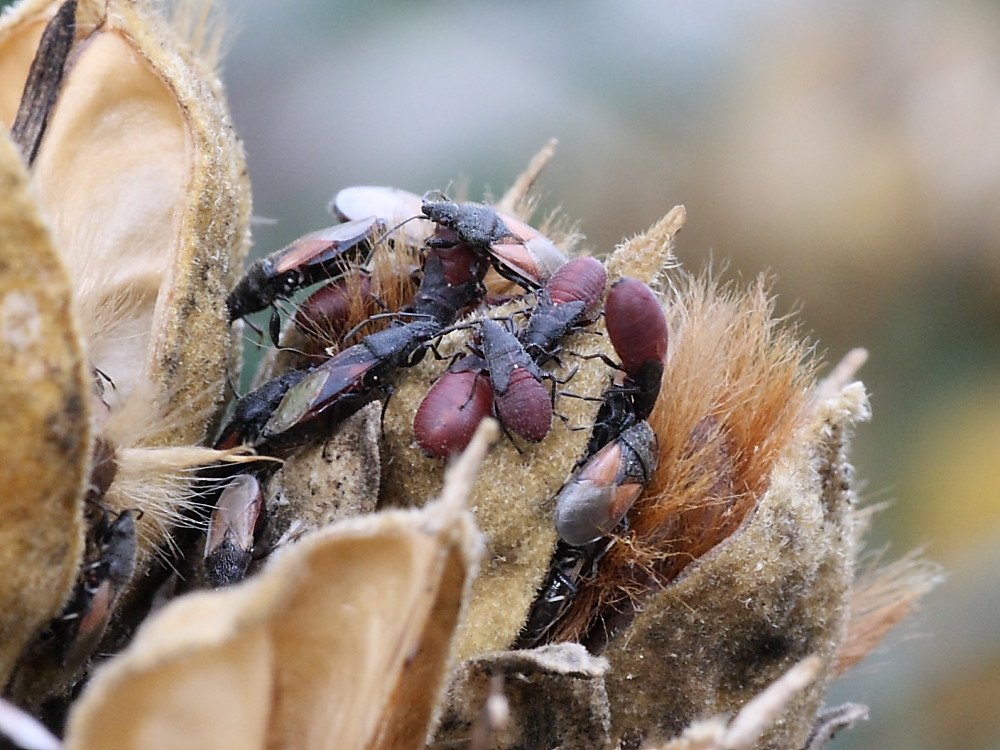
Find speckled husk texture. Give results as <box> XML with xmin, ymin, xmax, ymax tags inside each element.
<box><xmin>0</xmin><ymin>126</ymin><xmax>89</xmax><ymax>686</ymax></box>
<box><xmin>604</xmin><ymin>382</ymin><xmax>869</xmax><ymax>750</ymax></box>
<box><xmin>0</xmin><ymin>0</ymin><xmax>251</xmax><ymax>702</ymax></box>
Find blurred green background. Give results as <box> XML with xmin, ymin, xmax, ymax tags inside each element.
<box><xmin>219</xmin><ymin>2</ymin><xmax>999</xmax><ymax>748</ymax></box>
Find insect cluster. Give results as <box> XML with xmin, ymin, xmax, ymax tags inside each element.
<box><xmin>1</xmin><ymin>1</ymin><xmax>938</xmax><ymax>747</ymax></box>
<box><xmin>211</xmin><ymin>186</ymin><xmax>669</xmax><ymax>647</ymax></box>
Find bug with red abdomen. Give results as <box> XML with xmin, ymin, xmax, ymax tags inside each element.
<box><xmin>519</xmin><ymin>256</ymin><xmax>607</xmax><ymax>364</ymax></box>
<box><xmin>226</xmin><ymin>216</ymin><xmax>387</xmax><ymax>342</ymax></box>
<box><xmin>478</xmin><ymin>319</ymin><xmax>552</xmax><ymax>443</ymax></box>
<box><xmin>204</xmin><ymin>474</ymin><xmax>266</xmax><ymax>588</ymax></box>
<box><xmin>414</xmin><ymin>259</ymin><xmax>606</xmax><ymax>459</ymax></box>
<box><xmin>585</xmin><ymin>277</ymin><xmax>668</xmax><ymax>455</ymax></box>
<box><xmin>413</xmin><ymin>368</ymin><xmax>495</xmax><ymax>460</ymax></box>
<box><xmin>604</xmin><ymin>277</ymin><xmax>668</xmax><ymax>420</ymax></box>
<box><xmin>421</xmin><ymin>193</ymin><xmax>568</xmax><ymax>291</ymax></box>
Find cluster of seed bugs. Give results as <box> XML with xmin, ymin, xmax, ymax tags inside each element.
<box><xmin>212</xmin><ymin>187</ymin><xmax>670</xmax><ymax>646</ymax></box>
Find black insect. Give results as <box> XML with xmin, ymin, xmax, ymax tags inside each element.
<box><xmin>215</xmin><ymin>368</ymin><xmax>311</xmax><ymax>450</ymax></box>
<box><xmin>421</xmin><ymin>194</ymin><xmax>568</xmax><ymax>291</ymax></box>
<box><xmin>58</xmin><ymin>510</ymin><xmax>138</xmax><ymax>672</ymax></box>
<box><xmin>226</xmin><ymin>216</ymin><xmax>387</xmax><ymax>343</ymax></box>
<box><xmin>204</xmin><ymin>474</ymin><xmax>266</xmax><ymax>588</ymax></box>
<box><xmin>514</xmin><ymin>539</ymin><xmax>608</xmax><ymax>649</ymax></box>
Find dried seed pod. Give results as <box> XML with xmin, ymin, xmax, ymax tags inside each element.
<box><xmin>0</xmin><ymin>126</ymin><xmax>89</xmax><ymax>685</ymax></box>
<box><xmin>0</xmin><ymin>0</ymin><xmax>251</xmax><ymax>558</ymax></box>
<box><xmin>602</xmin><ymin>380</ymin><xmax>870</xmax><ymax>750</ymax></box>
<box><xmin>62</xmin><ymin>425</ymin><xmax>489</xmax><ymax>750</ymax></box>
<box><xmin>379</xmin><ymin>205</ymin><xmax>684</xmax><ymax>662</ymax></box>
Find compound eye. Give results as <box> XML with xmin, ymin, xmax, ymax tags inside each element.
<box><xmin>279</xmin><ymin>270</ymin><xmax>302</xmax><ymax>294</ymax></box>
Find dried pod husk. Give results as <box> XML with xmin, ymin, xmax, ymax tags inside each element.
<box><xmin>61</xmin><ymin>426</ymin><xmax>487</xmax><ymax>750</ymax></box>
<box><xmin>379</xmin><ymin>208</ymin><xmax>685</xmax><ymax>661</ymax></box>
<box><xmin>0</xmin><ymin>0</ymin><xmax>251</xmax><ymax>554</ymax></box>
<box><xmin>601</xmin><ymin>375</ymin><xmax>869</xmax><ymax>749</ymax></box>
<box><xmin>0</xmin><ymin>126</ymin><xmax>89</xmax><ymax>685</ymax></box>
<box><xmin>242</xmin><ymin>402</ymin><xmax>382</xmax><ymax>581</ymax></box>
<box><xmin>431</xmin><ymin>644</ymin><xmax>612</xmax><ymax>750</ymax></box>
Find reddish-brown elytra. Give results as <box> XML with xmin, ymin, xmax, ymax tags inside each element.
<box><xmin>479</xmin><ymin>319</ymin><xmax>552</xmax><ymax>443</ymax></box>
<box><xmin>413</xmin><ymin>369</ymin><xmax>495</xmax><ymax>460</ymax></box>
<box><xmin>204</xmin><ymin>474</ymin><xmax>266</xmax><ymax>588</ymax></box>
<box><xmin>520</xmin><ymin>256</ymin><xmax>608</xmax><ymax>364</ymax></box>
<box><xmin>226</xmin><ymin>216</ymin><xmax>387</xmax><ymax>336</ymax></box>
<box><xmin>604</xmin><ymin>277</ymin><xmax>668</xmax><ymax>375</ymax></box>
<box><xmin>420</xmin><ymin>194</ymin><xmax>567</xmax><ymax>291</ymax></box>
<box><xmin>554</xmin><ymin>420</ymin><xmax>659</xmax><ymax>546</ymax></box>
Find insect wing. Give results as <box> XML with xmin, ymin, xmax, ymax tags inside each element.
<box><xmin>331</xmin><ymin>186</ymin><xmax>429</xmax><ymax>245</ymax></box>
<box><xmin>264</xmin><ymin>346</ymin><xmax>379</xmax><ymax>437</ymax></box>
<box><xmin>272</xmin><ymin>216</ymin><xmax>385</xmax><ymax>276</ymax></box>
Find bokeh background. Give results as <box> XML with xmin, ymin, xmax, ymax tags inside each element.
<box><xmin>219</xmin><ymin>2</ymin><xmax>999</xmax><ymax>748</ymax></box>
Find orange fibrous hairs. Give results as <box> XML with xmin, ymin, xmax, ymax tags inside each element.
<box><xmin>556</xmin><ymin>271</ymin><xmax>818</xmax><ymax>646</ymax></box>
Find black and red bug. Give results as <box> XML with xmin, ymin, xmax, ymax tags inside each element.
<box><xmin>204</xmin><ymin>474</ymin><xmax>266</xmax><ymax>588</ymax></box>
<box><xmin>420</xmin><ymin>194</ymin><xmax>567</xmax><ymax>291</ymax></box>
<box><xmin>603</xmin><ymin>277</ymin><xmax>668</xmax><ymax>421</ymax></box>
<box><xmin>554</xmin><ymin>420</ymin><xmax>659</xmax><ymax>546</ymax></box>
<box><xmin>477</xmin><ymin>319</ymin><xmax>552</xmax><ymax>444</ymax></box>
<box><xmin>519</xmin><ymin>256</ymin><xmax>608</xmax><ymax>364</ymax></box>
<box><xmin>226</xmin><ymin>216</ymin><xmax>387</xmax><ymax>343</ymax></box>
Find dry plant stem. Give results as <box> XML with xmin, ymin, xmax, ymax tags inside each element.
<box><xmin>0</xmin><ymin>125</ymin><xmax>89</xmax><ymax>687</ymax></box>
